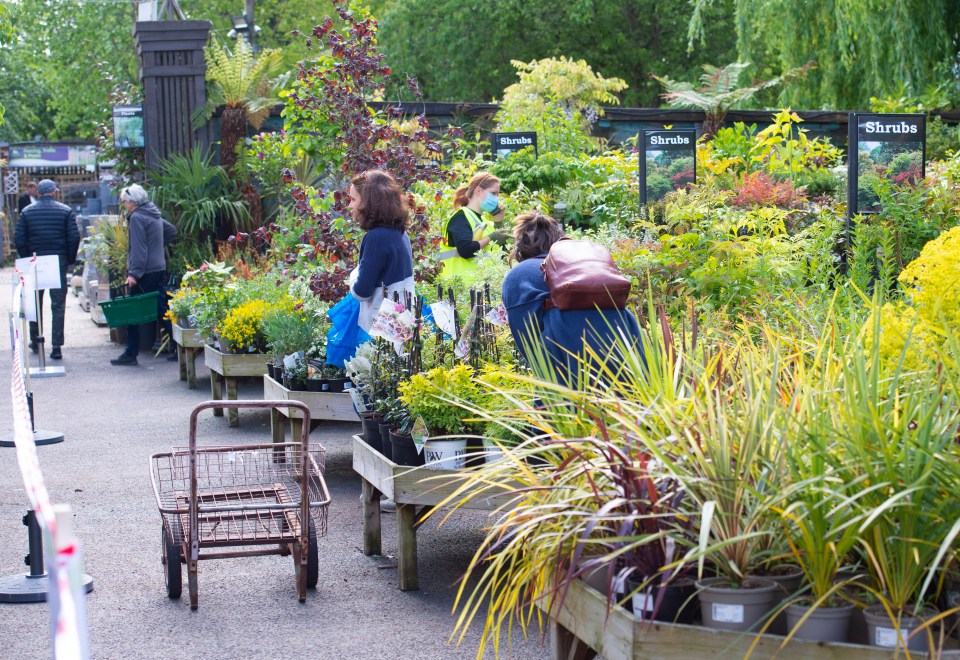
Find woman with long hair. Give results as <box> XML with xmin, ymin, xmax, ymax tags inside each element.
<box><xmin>438</xmin><ymin>172</ymin><xmax>511</xmax><ymax>279</ymax></box>
<box><xmin>347</xmin><ymin>169</ymin><xmax>415</xmax><ymax>332</ymax></box>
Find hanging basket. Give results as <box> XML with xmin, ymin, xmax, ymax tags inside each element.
<box><xmin>98</xmin><ymin>291</ymin><xmax>160</xmax><ymax>328</ymax></box>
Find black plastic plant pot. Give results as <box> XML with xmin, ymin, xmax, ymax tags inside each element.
<box><xmin>628</xmin><ymin>576</ymin><xmax>698</xmax><ymax>624</ymax></box>
<box><xmin>379</xmin><ymin>424</ymin><xmax>393</xmax><ymax>461</ymax></box>
<box><xmin>390</xmin><ymin>431</ymin><xmax>424</xmax><ymax>467</ymax></box>
<box><xmin>306</xmin><ymin>378</ymin><xmax>327</xmax><ymax>392</ymax></box>
<box><xmin>362</xmin><ymin>416</ymin><xmax>384</xmax><ymax>453</ymax></box>
<box><xmin>327</xmin><ymin>378</ymin><xmax>349</xmax><ymax>393</ymax></box>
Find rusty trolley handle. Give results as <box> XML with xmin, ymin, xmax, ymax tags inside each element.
<box><xmin>187</xmin><ymin>400</ymin><xmax>314</xmax><ymax>572</ymax></box>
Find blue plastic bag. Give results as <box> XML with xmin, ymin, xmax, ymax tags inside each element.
<box><xmin>326</xmin><ymin>294</ymin><xmax>371</xmax><ymax>367</ymax></box>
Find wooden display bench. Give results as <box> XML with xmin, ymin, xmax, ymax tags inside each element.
<box><xmin>263</xmin><ymin>374</ymin><xmax>360</xmax><ymax>443</ymax></box>
<box><xmin>544</xmin><ymin>578</ymin><xmax>956</xmax><ymax>660</ymax></box>
<box><xmin>172</xmin><ymin>323</ymin><xmax>203</xmax><ymax>389</ymax></box>
<box><xmin>203</xmin><ymin>344</ymin><xmax>268</xmax><ymax>427</ymax></box>
<box><xmin>352</xmin><ymin>435</ymin><xmax>512</xmax><ymax>591</ymax></box>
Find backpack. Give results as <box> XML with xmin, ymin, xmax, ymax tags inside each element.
<box><xmin>541</xmin><ymin>238</ymin><xmax>631</xmax><ymax>310</ymax></box>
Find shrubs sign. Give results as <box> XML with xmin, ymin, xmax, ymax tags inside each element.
<box><xmin>492</xmin><ymin>132</ymin><xmax>538</xmax><ymax>160</ymax></box>
<box><xmin>847</xmin><ymin>113</ymin><xmax>925</xmax><ymax>215</ymax></box>
<box><xmin>640</xmin><ymin>129</ymin><xmax>697</xmax><ymax>204</ymax></box>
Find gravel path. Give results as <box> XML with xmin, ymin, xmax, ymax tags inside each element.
<box><xmin>0</xmin><ymin>269</ymin><xmax>550</xmax><ymax>659</ymax></box>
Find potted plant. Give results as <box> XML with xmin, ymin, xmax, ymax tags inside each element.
<box><xmin>399</xmin><ymin>364</ymin><xmax>482</xmax><ymax>470</ymax></box>
<box><xmin>263</xmin><ymin>302</ymin><xmax>315</xmax><ymax>379</ymax></box>
<box><xmin>218</xmin><ymin>299</ymin><xmax>270</xmax><ymax>354</ymax></box>
<box><xmin>305</xmin><ymin>361</ymin><xmax>328</xmax><ymax>392</ymax></box>
<box><xmin>282</xmin><ymin>353</ymin><xmax>308</xmax><ymax>391</ymax></box>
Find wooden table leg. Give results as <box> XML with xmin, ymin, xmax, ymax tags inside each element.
<box><xmin>550</xmin><ymin>621</ymin><xmax>597</xmax><ymax>660</ymax></box>
<box><xmin>361</xmin><ymin>478</ymin><xmax>382</xmax><ymax>556</ymax></box>
<box><xmin>177</xmin><ymin>344</ymin><xmax>187</xmax><ymax>381</ymax></box>
<box><xmin>225</xmin><ymin>376</ymin><xmax>239</xmax><ymax>427</ymax></box>
<box><xmin>211</xmin><ymin>372</ymin><xmax>223</xmax><ymax>417</ymax></box>
<box><xmin>290</xmin><ymin>417</ymin><xmax>304</xmax><ymax>444</ymax></box>
<box><xmin>397</xmin><ymin>503</ymin><xmax>419</xmax><ymax>591</ymax></box>
<box><xmin>186</xmin><ymin>348</ymin><xmax>198</xmax><ymax>390</ymax></box>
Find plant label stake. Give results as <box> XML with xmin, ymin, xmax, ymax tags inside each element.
<box><xmin>412</xmin><ymin>416</ymin><xmax>428</xmax><ymax>455</ymax></box>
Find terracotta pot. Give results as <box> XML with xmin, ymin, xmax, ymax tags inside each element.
<box><xmin>697</xmin><ymin>577</ymin><xmax>779</xmax><ymax>632</ymax></box>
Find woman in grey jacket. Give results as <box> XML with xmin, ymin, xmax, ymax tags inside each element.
<box><xmin>111</xmin><ymin>184</ymin><xmax>177</xmax><ymax>366</ymax></box>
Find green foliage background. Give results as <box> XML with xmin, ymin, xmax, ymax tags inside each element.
<box><xmin>0</xmin><ymin>0</ymin><xmax>957</xmax><ymax>142</ymax></box>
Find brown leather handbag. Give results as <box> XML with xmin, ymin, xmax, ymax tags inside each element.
<box><xmin>541</xmin><ymin>238</ymin><xmax>632</xmax><ymax>310</ymax></box>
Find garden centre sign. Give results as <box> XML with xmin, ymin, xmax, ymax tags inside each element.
<box><xmin>640</xmin><ymin>129</ymin><xmax>697</xmax><ymax>204</ymax></box>
<box><xmin>8</xmin><ymin>145</ymin><xmax>97</xmax><ymax>168</ymax></box>
<box><xmin>846</xmin><ymin>113</ymin><xmax>925</xmax><ymax>215</ymax></box>
<box><xmin>112</xmin><ymin>105</ymin><xmax>145</xmax><ymax>149</ymax></box>
<box><xmin>492</xmin><ymin>132</ymin><xmax>538</xmax><ymax>159</ymax></box>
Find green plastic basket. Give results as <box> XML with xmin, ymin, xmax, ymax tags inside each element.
<box><xmin>98</xmin><ymin>291</ymin><xmax>160</xmax><ymax>328</ymax></box>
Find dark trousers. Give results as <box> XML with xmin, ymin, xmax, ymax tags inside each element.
<box><xmin>29</xmin><ymin>266</ymin><xmax>68</xmax><ymax>349</ymax></box>
<box><xmin>124</xmin><ymin>271</ymin><xmax>170</xmax><ymax>357</ymax></box>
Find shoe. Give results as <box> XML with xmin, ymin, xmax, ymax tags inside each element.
<box><xmin>110</xmin><ymin>353</ymin><xmax>138</xmax><ymax>366</ymax></box>
<box><xmin>28</xmin><ymin>342</ymin><xmax>38</xmax><ymax>354</ymax></box>
<box><xmin>380</xmin><ymin>498</ymin><xmax>396</xmax><ymax>513</ymax></box>
<box><xmin>49</xmin><ymin>348</ymin><xmax>62</xmax><ymax>360</ymax></box>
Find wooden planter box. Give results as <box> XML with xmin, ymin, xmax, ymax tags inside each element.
<box><xmin>203</xmin><ymin>344</ymin><xmax>268</xmax><ymax>427</ymax></box>
<box><xmin>263</xmin><ymin>374</ymin><xmax>360</xmax><ymax>444</ymax></box>
<box><xmin>543</xmin><ymin>578</ymin><xmax>956</xmax><ymax>660</ymax></box>
<box><xmin>171</xmin><ymin>323</ymin><xmax>203</xmax><ymax>389</ymax></box>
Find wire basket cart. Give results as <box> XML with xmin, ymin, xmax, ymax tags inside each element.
<box><xmin>150</xmin><ymin>400</ymin><xmax>331</xmax><ymax>609</ymax></box>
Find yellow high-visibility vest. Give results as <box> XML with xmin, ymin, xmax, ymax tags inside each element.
<box><xmin>438</xmin><ymin>207</ymin><xmax>496</xmax><ymax>279</ymax></box>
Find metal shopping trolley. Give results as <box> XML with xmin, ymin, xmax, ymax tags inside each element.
<box><xmin>150</xmin><ymin>400</ymin><xmax>331</xmax><ymax>610</ymax></box>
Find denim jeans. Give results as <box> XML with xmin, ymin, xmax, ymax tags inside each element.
<box><xmin>124</xmin><ymin>270</ymin><xmax>168</xmax><ymax>358</ymax></box>
<box><xmin>28</xmin><ymin>265</ymin><xmax>68</xmax><ymax>348</ymax></box>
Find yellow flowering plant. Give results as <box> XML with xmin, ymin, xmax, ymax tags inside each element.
<box><xmin>219</xmin><ymin>299</ymin><xmax>271</xmax><ymax>352</ymax></box>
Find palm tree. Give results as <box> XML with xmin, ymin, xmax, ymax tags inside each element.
<box><xmin>653</xmin><ymin>61</ymin><xmax>815</xmax><ymax>140</ymax></box>
<box><xmin>195</xmin><ymin>37</ymin><xmax>282</xmax><ymax>175</ymax></box>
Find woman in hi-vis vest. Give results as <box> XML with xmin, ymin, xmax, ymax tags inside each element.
<box><xmin>438</xmin><ymin>173</ymin><xmax>511</xmax><ymax>279</ymax></box>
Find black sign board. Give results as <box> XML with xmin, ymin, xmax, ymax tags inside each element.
<box><xmin>847</xmin><ymin>113</ymin><xmax>925</xmax><ymax>215</ymax></box>
<box><xmin>112</xmin><ymin>105</ymin><xmax>145</xmax><ymax>149</ymax></box>
<box><xmin>640</xmin><ymin>129</ymin><xmax>697</xmax><ymax>204</ymax></box>
<box><xmin>492</xmin><ymin>132</ymin><xmax>538</xmax><ymax>159</ymax></box>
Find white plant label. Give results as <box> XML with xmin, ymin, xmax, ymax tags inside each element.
<box><xmin>430</xmin><ymin>301</ymin><xmax>456</xmax><ymax>336</ymax></box>
<box><xmin>875</xmin><ymin>627</ymin><xmax>901</xmax><ymax>648</ymax></box>
<box><xmin>712</xmin><ymin>603</ymin><xmax>744</xmax><ymax>624</ymax></box>
<box><xmin>632</xmin><ymin>592</ymin><xmax>655</xmax><ymax>613</ymax></box>
<box><xmin>411</xmin><ymin>416</ymin><xmax>429</xmax><ymax>455</ymax></box>
<box><xmin>347</xmin><ymin>387</ymin><xmax>367</xmax><ymax>414</ymax></box>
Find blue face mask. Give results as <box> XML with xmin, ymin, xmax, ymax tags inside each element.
<box><xmin>479</xmin><ymin>192</ymin><xmax>500</xmax><ymax>213</ymax></box>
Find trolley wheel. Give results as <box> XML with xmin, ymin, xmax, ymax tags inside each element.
<box><xmin>294</xmin><ymin>519</ymin><xmax>319</xmax><ymax>590</ymax></box>
<box><xmin>161</xmin><ymin>523</ymin><xmax>182</xmax><ymax>599</ymax></box>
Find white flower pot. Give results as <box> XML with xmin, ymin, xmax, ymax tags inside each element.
<box><xmin>423</xmin><ymin>438</ymin><xmax>468</xmax><ymax>470</ymax></box>
<box><xmin>482</xmin><ymin>439</ymin><xmax>505</xmax><ymax>464</ymax></box>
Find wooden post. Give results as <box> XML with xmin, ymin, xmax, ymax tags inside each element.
<box><xmin>396</xmin><ymin>503</ymin><xmax>419</xmax><ymax>591</ymax></box>
<box><xmin>361</xmin><ymin>478</ymin><xmax>381</xmax><ymax>556</ymax></box>
<box><xmin>133</xmin><ymin>20</ymin><xmax>212</xmax><ymax>173</ymax></box>
<box><xmin>177</xmin><ymin>345</ymin><xmax>187</xmax><ymax>381</ymax></box>
<box><xmin>225</xmin><ymin>377</ymin><xmax>239</xmax><ymax>427</ymax></box>
<box><xmin>211</xmin><ymin>373</ymin><xmax>223</xmax><ymax>417</ymax></box>
<box><xmin>186</xmin><ymin>348</ymin><xmax>198</xmax><ymax>389</ymax></box>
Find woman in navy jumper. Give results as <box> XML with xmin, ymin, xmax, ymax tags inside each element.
<box><xmin>347</xmin><ymin>170</ymin><xmax>415</xmax><ymax>332</ymax></box>
<box><xmin>501</xmin><ymin>212</ymin><xmax>643</xmax><ymax>385</ymax></box>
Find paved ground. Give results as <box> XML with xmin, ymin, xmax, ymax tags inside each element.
<box><xmin>0</xmin><ymin>268</ymin><xmax>550</xmax><ymax>659</ymax></box>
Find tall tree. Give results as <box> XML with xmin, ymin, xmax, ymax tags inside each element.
<box><xmin>377</xmin><ymin>0</ymin><xmax>737</xmax><ymax>106</ymax></box>
<box><xmin>0</xmin><ymin>0</ymin><xmax>137</xmax><ymax>141</ymax></box>
<box><xmin>689</xmin><ymin>0</ymin><xmax>960</xmax><ymax>110</ymax></box>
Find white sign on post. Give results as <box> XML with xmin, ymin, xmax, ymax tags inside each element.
<box><xmin>16</xmin><ymin>256</ymin><xmax>62</xmax><ymax>322</ymax></box>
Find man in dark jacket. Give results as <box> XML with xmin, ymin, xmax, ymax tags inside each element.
<box><xmin>111</xmin><ymin>183</ymin><xmax>177</xmax><ymax>366</ymax></box>
<box><xmin>17</xmin><ymin>181</ymin><xmax>38</xmax><ymax>214</ymax></box>
<box><xmin>14</xmin><ymin>179</ymin><xmax>80</xmax><ymax>360</ymax></box>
